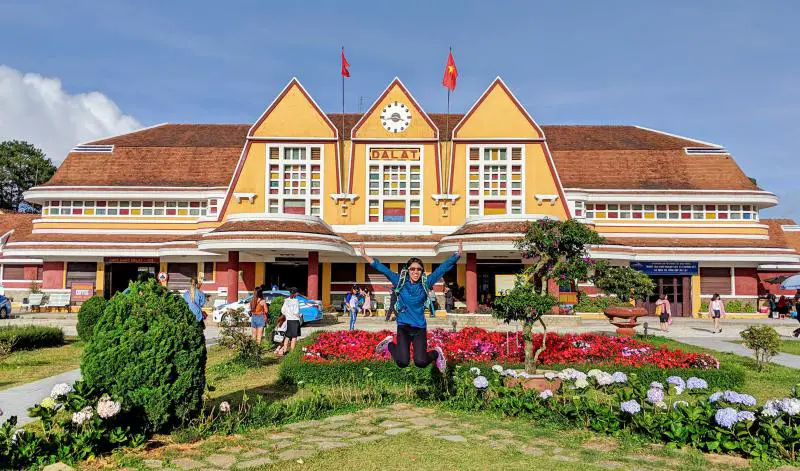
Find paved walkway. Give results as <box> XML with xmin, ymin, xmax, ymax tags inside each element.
<box><xmin>0</xmin><ymin>368</ymin><xmax>81</xmax><ymax>425</ymax></box>
<box><xmin>674</xmin><ymin>336</ymin><xmax>800</xmax><ymax>368</ymax></box>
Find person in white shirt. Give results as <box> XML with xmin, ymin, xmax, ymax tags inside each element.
<box><xmin>278</xmin><ymin>287</ymin><xmax>302</xmax><ymax>355</ymax></box>
<box><xmin>708</xmin><ymin>293</ymin><xmax>726</xmax><ymax>334</ymax></box>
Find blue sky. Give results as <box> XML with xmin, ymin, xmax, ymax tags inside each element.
<box><xmin>1</xmin><ymin>0</ymin><xmax>798</xmax><ymax>218</ymax></box>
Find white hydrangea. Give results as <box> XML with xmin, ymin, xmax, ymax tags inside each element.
<box><xmin>650</xmin><ymin>381</ymin><xmax>664</xmax><ymax>390</ymax></box>
<box><xmin>50</xmin><ymin>383</ymin><xmax>72</xmax><ymax>399</ymax></box>
<box><xmin>544</xmin><ymin>372</ymin><xmax>557</xmax><ymax>381</ymax></box>
<box><xmin>96</xmin><ymin>395</ymin><xmax>122</xmax><ymax>419</ymax></box>
<box><xmin>72</xmin><ymin>406</ymin><xmax>94</xmax><ymax>426</ymax></box>
<box><xmin>595</xmin><ymin>372</ymin><xmax>614</xmax><ymax>386</ymax></box>
<box><xmin>219</xmin><ymin>401</ymin><xmax>231</xmax><ymax>413</ymax></box>
<box><xmin>11</xmin><ymin>429</ymin><xmax>24</xmax><ymax>444</ymax></box>
<box><xmin>587</xmin><ymin>369</ymin><xmax>603</xmax><ymax>378</ymax></box>
<box><xmin>469</xmin><ymin>367</ymin><xmax>481</xmax><ymax>376</ymax></box>
<box><xmin>492</xmin><ymin>364</ymin><xmax>504</xmax><ymax>373</ymax></box>
<box><xmin>539</xmin><ymin>389</ymin><xmax>553</xmax><ymax>400</ymax></box>
<box><xmin>574</xmin><ymin>377</ymin><xmax>589</xmax><ymax>389</ymax></box>
<box><xmin>503</xmin><ymin>369</ymin><xmax>518</xmax><ymax>378</ymax></box>
<box><xmin>655</xmin><ymin>401</ymin><xmax>668</xmax><ymax>410</ymax></box>
<box><xmin>779</xmin><ymin>398</ymin><xmax>800</xmax><ymax>416</ymax></box>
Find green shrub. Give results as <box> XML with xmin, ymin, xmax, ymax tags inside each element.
<box><xmin>266</xmin><ymin>296</ymin><xmax>284</xmax><ymax>343</ymax></box>
<box><xmin>81</xmin><ymin>279</ymin><xmax>207</xmax><ymax>433</ymax></box>
<box><xmin>700</xmin><ymin>299</ymin><xmax>755</xmax><ymax>314</ymax></box>
<box><xmin>740</xmin><ymin>325</ymin><xmax>780</xmax><ymax>371</ymax></box>
<box><xmin>218</xmin><ymin>307</ymin><xmax>261</xmax><ymax>366</ymax></box>
<box><xmin>574</xmin><ymin>295</ymin><xmax>626</xmax><ymax>313</ymax></box>
<box><xmin>77</xmin><ymin>296</ymin><xmax>107</xmax><ymax>342</ymax></box>
<box><xmin>0</xmin><ymin>325</ymin><xmax>64</xmax><ymax>351</ymax></box>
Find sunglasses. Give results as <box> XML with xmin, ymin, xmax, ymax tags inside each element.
<box><xmin>408</xmin><ymin>267</ymin><xmax>423</xmax><ymax>272</ymax></box>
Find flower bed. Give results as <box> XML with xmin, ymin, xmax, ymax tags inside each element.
<box><xmin>302</xmin><ymin>327</ymin><xmax>719</xmax><ymax>369</ymax></box>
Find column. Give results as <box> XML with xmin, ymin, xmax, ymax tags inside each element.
<box><xmin>356</xmin><ymin>262</ymin><xmax>365</xmax><ymax>284</ymax></box>
<box><xmin>255</xmin><ymin>263</ymin><xmax>265</xmax><ymax>287</ymax></box>
<box><xmin>321</xmin><ymin>262</ymin><xmax>332</xmax><ymax>306</ymax></box>
<box><xmin>95</xmin><ymin>262</ymin><xmax>105</xmax><ymax>298</ymax></box>
<box><xmin>466</xmin><ymin>252</ymin><xmax>478</xmax><ymax>313</ymax></box>
<box><xmin>691</xmin><ymin>274</ymin><xmax>701</xmax><ymax>317</ymax></box>
<box><xmin>307</xmin><ymin>251</ymin><xmax>319</xmax><ymax>300</ymax></box>
<box><xmin>227</xmin><ymin>251</ymin><xmax>239</xmax><ymax>303</ymax></box>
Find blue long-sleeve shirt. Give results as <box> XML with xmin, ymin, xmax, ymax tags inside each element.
<box><xmin>183</xmin><ymin>288</ymin><xmax>206</xmax><ymax>322</ymax></box>
<box><xmin>370</xmin><ymin>253</ymin><xmax>460</xmax><ymax>328</ymax></box>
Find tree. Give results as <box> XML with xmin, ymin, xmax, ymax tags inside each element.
<box><xmin>0</xmin><ymin>140</ymin><xmax>56</xmax><ymax>211</ymax></box>
<box><xmin>593</xmin><ymin>265</ymin><xmax>655</xmax><ymax>303</ymax></box>
<box><xmin>493</xmin><ymin>219</ymin><xmax>605</xmax><ymax>372</ymax></box>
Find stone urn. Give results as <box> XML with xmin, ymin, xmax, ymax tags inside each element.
<box><xmin>504</xmin><ymin>371</ymin><xmax>562</xmax><ymax>392</ymax></box>
<box><xmin>603</xmin><ymin>306</ymin><xmax>647</xmax><ymax>336</ymax></box>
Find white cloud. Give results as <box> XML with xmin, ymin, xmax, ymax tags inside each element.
<box><xmin>0</xmin><ymin>65</ymin><xmax>141</xmax><ymax>163</ymax></box>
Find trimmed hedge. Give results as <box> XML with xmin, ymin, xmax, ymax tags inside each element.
<box><xmin>278</xmin><ymin>332</ymin><xmax>745</xmax><ymax>391</ymax></box>
<box><xmin>81</xmin><ymin>279</ymin><xmax>206</xmax><ymax>433</ymax></box>
<box><xmin>77</xmin><ymin>296</ymin><xmax>107</xmax><ymax>342</ymax></box>
<box><xmin>0</xmin><ymin>325</ymin><xmax>64</xmax><ymax>351</ymax></box>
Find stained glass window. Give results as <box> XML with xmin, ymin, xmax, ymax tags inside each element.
<box><xmin>467</xmin><ymin>146</ymin><xmax>524</xmax><ymax>216</ymax></box>
<box><xmin>265</xmin><ymin>146</ymin><xmax>323</xmax><ymax>216</ymax></box>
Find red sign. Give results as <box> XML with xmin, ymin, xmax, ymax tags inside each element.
<box><xmin>71</xmin><ymin>282</ymin><xmax>95</xmax><ymax>303</ymax></box>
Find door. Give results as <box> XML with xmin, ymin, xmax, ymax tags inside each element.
<box><xmin>645</xmin><ymin>276</ymin><xmax>686</xmax><ymax>317</ymax></box>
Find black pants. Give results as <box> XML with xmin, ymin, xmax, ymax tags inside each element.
<box><xmin>385</xmin><ymin>292</ymin><xmax>397</xmax><ymax>321</ymax></box>
<box><xmin>388</xmin><ymin>324</ymin><xmax>438</xmax><ymax>368</ymax></box>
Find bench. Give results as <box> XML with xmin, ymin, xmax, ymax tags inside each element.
<box><xmin>44</xmin><ymin>292</ymin><xmax>71</xmax><ymax>312</ymax></box>
<box><xmin>22</xmin><ymin>293</ymin><xmax>45</xmax><ymax>312</ymax></box>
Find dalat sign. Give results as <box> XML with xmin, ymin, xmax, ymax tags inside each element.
<box><xmin>369</xmin><ymin>148</ymin><xmax>420</xmax><ymax>160</ymax></box>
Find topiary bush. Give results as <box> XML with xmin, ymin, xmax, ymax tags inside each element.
<box><xmin>81</xmin><ymin>279</ymin><xmax>206</xmax><ymax>432</ymax></box>
<box><xmin>0</xmin><ymin>325</ymin><xmax>64</xmax><ymax>351</ymax></box>
<box><xmin>77</xmin><ymin>296</ymin><xmax>107</xmax><ymax>342</ymax></box>
<box><xmin>740</xmin><ymin>325</ymin><xmax>780</xmax><ymax>371</ymax></box>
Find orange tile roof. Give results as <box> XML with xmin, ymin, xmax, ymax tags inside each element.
<box><xmin>210</xmin><ymin>220</ymin><xmax>336</xmax><ymax>236</ymax></box>
<box><xmin>42</xmin><ymin>122</ymin><xmax>758</xmax><ymax>191</ymax></box>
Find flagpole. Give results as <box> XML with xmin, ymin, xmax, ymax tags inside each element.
<box><xmin>444</xmin><ymin>46</ymin><xmax>452</xmax><ymax>194</ymax></box>
<box><xmin>341</xmin><ymin>46</ymin><xmax>346</xmax><ymax>194</ymax></box>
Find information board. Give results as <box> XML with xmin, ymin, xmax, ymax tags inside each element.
<box><xmin>630</xmin><ymin>261</ymin><xmax>698</xmax><ymax>276</ymax></box>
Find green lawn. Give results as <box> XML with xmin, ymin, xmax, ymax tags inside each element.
<box><xmin>642</xmin><ymin>335</ymin><xmax>798</xmax><ymax>401</ymax></box>
<box><xmin>0</xmin><ymin>338</ymin><xmax>83</xmax><ymax>390</ymax></box>
<box><xmin>778</xmin><ymin>339</ymin><xmax>800</xmax><ymax>355</ymax></box>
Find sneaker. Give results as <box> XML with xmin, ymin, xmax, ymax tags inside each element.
<box><xmin>375</xmin><ymin>336</ymin><xmax>393</xmax><ymax>355</ymax></box>
<box><xmin>434</xmin><ymin>346</ymin><xmax>447</xmax><ymax>373</ymax></box>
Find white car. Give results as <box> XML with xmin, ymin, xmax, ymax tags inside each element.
<box><xmin>211</xmin><ymin>290</ymin><xmax>323</xmax><ymax>325</ymax></box>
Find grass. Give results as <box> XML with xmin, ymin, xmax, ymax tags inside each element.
<box><xmin>778</xmin><ymin>339</ymin><xmax>800</xmax><ymax>355</ymax></box>
<box><xmin>0</xmin><ymin>338</ymin><xmax>83</xmax><ymax>390</ymax></box>
<box><xmin>641</xmin><ymin>335</ymin><xmax>799</xmax><ymax>402</ymax></box>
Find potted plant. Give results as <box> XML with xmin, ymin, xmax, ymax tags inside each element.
<box><xmin>492</xmin><ymin>219</ymin><xmax>604</xmax><ymax>383</ymax></box>
<box><xmin>593</xmin><ymin>265</ymin><xmax>655</xmax><ymax>336</ymax></box>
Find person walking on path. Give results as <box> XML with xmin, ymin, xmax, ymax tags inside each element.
<box><xmin>249</xmin><ymin>287</ymin><xmax>268</xmax><ymax>345</ymax></box>
<box><xmin>708</xmin><ymin>293</ymin><xmax>726</xmax><ymax>334</ymax></box>
<box><xmin>278</xmin><ymin>288</ymin><xmax>302</xmax><ymax>355</ymax></box>
<box><xmin>345</xmin><ymin>285</ymin><xmax>361</xmax><ymax>330</ymax></box>
<box><xmin>656</xmin><ymin>294</ymin><xmax>671</xmax><ymax>332</ymax></box>
<box><xmin>182</xmin><ymin>277</ymin><xmax>207</xmax><ymax>329</ymax></box>
<box><xmin>361</xmin><ymin>242</ymin><xmax>462</xmax><ymax>373</ymax></box>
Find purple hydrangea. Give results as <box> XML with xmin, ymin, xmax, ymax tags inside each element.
<box><xmin>666</xmin><ymin>376</ymin><xmax>686</xmax><ymax>388</ymax></box>
<box><xmin>611</xmin><ymin>372</ymin><xmax>628</xmax><ymax>384</ymax></box>
<box><xmin>539</xmin><ymin>389</ymin><xmax>553</xmax><ymax>400</ymax></box>
<box><xmin>620</xmin><ymin>400</ymin><xmax>641</xmax><ymax>414</ymax></box>
<box><xmin>650</xmin><ymin>381</ymin><xmax>664</xmax><ymax>390</ymax></box>
<box><xmin>762</xmin><ymin>400</ymin><xmax>780</xmax><ymax>418</ymax></box>
<box><xmin>715</xmin><ymin>408</ymin><xmax>739</xmax><ymax>429</ymax></box>
<box><xmin>723</xmin><ymin>390</ymin><xmax>742</xmax><ymax>403</ymax></box>
<box><xmin>738</xmin><ymin>394</ymin><xmax>757</xmax><ymax>407</ymax></box>
<box><xmin>709</xmin><ymin>392</ymin><xmax>723</xmax><ymax>403</ymax></box>
<box><xmin>686</xmin><ymin>377</ymin><xmax>708</xmax><ymax>390</ymax></box>
<box><xmin>473</xmin><ymin>376</ymin><xmax>489</xmax><ymax>389</ymax></box>
<box><xmin>736</xmin><ymin>411</ymin><xmax>756</xmax><ymax>422</ymax></box>
<box><xmin>646</xmin><ymin>387</ymin><xmax>665</xmax><ymax>404</ymax></box>
<box><xmin>779</xmin><ymin>398</ymin><xmax>800</xmax><ymax>416</ymax></box>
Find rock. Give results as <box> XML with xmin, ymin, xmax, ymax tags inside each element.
<box><xmin>350</xmin><ymin>435</ymin><xmax>385</xmax><ymax>444</ymax></box>
<box><xmin>324</xmin><ymin>413</ymin><xmax>355</xmax><ymax>422</ymax></box>
<box><xmin>378</xmin><ymin>420</ymin><xmax>407</xmax><ymax>428</ymax></box>
<box><xmin>172</xmin><ymin>458</ymin><xmax>205</xmax><ymax>470</ymax></box>
<box><xmin>143</xmin><ymin>459</ymin><xmax>164</xmax><ymax>469</ymax></box>
<box><xmin>322</xmin><ymin>430</ymin><xmax>360</xmax><ymax>439</ymax></box>
<box><xmin>204</xmin><ymin>454</ymin><xmax>236</xmax><ymax>469</ymax></box>
<box><xmin>268</xmin><ymin>432</ymin><xmax>295</xmax><ymax>440</ymax></box>
<box><xmin>237</xmin><ymin>457</ymin><xmax>274</xmax><ymax>468</ymax></box>
<box><xmin>42</xmin><ymin>464</ymin><xmax>74</xmax><ymax>471</ymax></box>
<box><xmin>406</xmin><ymin>417</ymin><xmax>451</xmax><ymax>427</ymax></box>
<box><xmin>438</xmin><ymin>434</ymin><xmax>467</xmax><ymax>442</ymax></box>
<box><xmin>384</xmin><ymin>427</ymin><xmax>411</xmax><ymax>436</ymax></box>
<box><xmin>277</xmin><ymin>449</ymin><xmax>316</xmax><ymax>461</ymax></box>
<box><xmin>219</xmin><ymin>446</ymin><xmax>243</xmax><ymax>454</ymax></box>
<box><xmin>240</xmin><ymin>448</ymin><xmax>268</xmax><ymax>458</ymax></box>
<box><xmin>315</xmin><ymin>440</ymin><xmax>348</xmax><ymax>450</ymax></box>
<box><xmin>284</xmin><ymin>420</ymin><xmax>322</xmax><ymax>430</ymax></box>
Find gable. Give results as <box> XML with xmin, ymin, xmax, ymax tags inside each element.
<box><xmin>352</xmin><ymin>79</ymin><xmax>437</xmax><ymax>140</ymax></box>
<box><xmin>250</xmin><ymin>79</ymin><xmax>337</xmax><ymax>138</ymax></box>
<box><xmin>454</xmin><ymin>78</ymin><xmax>542</xmax><ymax>139</ymax></box>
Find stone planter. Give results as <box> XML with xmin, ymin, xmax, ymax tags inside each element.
<box><xmin>603</xmin><ymin>306</ymin><xmax>647</xmax><ymax>336</ymax></box>
<box><xmin>504</xmin><ymin>371</ymin><xmax>561</xmax><ymax>392</ymax></box>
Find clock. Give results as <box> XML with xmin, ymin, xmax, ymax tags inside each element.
<box><xmin>380</xmin><ymin>101</ymin><xmax>412</xmax><ymax>133</ymax></box>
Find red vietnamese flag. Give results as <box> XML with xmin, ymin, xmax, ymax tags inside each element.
<box><xmin>341</xmin><ymin>48</ymin><xmax>350</xmax><ymax>77</ymax></box>
<box><xmin>442</xmin><ymin>50</ymin><xmax>457</xmax><ymax>91</ymax></box>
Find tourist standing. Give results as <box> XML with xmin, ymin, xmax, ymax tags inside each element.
<box><xmin>361</xmin><ymin>242</ymin><xmax>461</xmax><ymax>373</ymax></box>
<box><xmin>279</xmin><ymin>288</ymin><xmax>302</xmax><ymax>355</ymax></box>
<box><xmin>444</xmin><ymin>285</ymin><xmax>455</xmax><ymax>313</ymax></box>
<box><xmin>362</xmin><ymin>288</ymin><xmax>373</xmax><ymax>317</ymax></box>
<box><xmin>345</xmin><ymin>285</ymin><xmax>361</xmax><ymax>330</ymax></box>
<box><xmin>655</xmin><ymin>294</ymin><xmax>671</xmax><ymax>332</ymax></box>
<box><xmin>766</xmin><ymin>290</ymin><xmax>777</xmax><ymax>318</ymax></box>
<box><xmin>182</xmin><ymin>277</ymin><xmax>207</xmax><ymax>329</ymax></box>
<box><xmin>708</xmin><ymin>293</ymin><xmax>725</xmax><ymax>333</ymax></box>
<box><xmin>249</xmin><ymin>287</ymin><xmax>268</xmax><ymax>345</ymax></box>
<box><xmin>385</xmin><ymin>291</ymin><xmax>397</xmax><ymax>322</ymax></box>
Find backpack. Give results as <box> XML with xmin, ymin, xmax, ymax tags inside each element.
<box><xmin>394</xmin><ymin>268</ymin><xmax>436</xmax><ymax>313</ymax></box>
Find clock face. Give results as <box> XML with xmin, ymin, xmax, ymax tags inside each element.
<box><xmin>380</xmin><ymin>101</ymin><xmax>412</xmax><ymax>133</ymax></box>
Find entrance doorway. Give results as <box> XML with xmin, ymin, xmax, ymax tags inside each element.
<box><xmin>265</xmin><ymin>259</ymin><xmax>308</xmax><ymax>294</ymax></box>
<box><xmin>105</xmin><ymin>263</ymin><xmax>158</xmax><ymax>298</ymax></box>
<box><xmin>644</xmin><ymin>276</ymin><xmax>691</xmax><ymax>317</ymax></box>
<box><xmin>476</xmin><ymin>260</ymin><xmax>523</xmax><ymax>306</ymax></box>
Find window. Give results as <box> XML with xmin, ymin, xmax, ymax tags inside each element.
<box><xmin>2</xmin><ymin>265</ymin><xmax>25</xmax><ymax>280</ymax></box>
<box><xmin>43</xmin><ymin>200</ymin><xmax>209</xmax><ymax>217</ymax></box>
<box><xmin>467</xmin><ymin>146</ymin><xmax>523</xmax><ymax>216</ymax></box>
<box><xmin>66</xmin><ymin>262</ymin><xmax>96</xmax><ymax>289</ymax></box>
<box><xmin>583</xmin><ymin>203</ymin><xmax>757</xmax><ymax>221</ymax></box>
<box><xmin>167</xmin><ymin>263</ymin><xmax>197</xmax><ymax>291</ymax></box>
<box><xmin>366</xmin><ymin>149</ymin><xmax>422</xmax><ymax>223</ymax></box>
<box><xmin>266</xmin><ymin>146</ymin><xmax>322</xmax><ymax>216</ymax></box>
<box><xmin>573</xmin><ymin>201</ymin><xmax>584</xmax><ymax>218</ymax></box>
<box><xmin>202</xmin><ymin>262</ymin><xmax>215</xmax><ymax>283</ymax></box>
<box><xmin>700</xmin><ymin>267</ymin><xmax>732</xmax><ymax>295</ymax></box>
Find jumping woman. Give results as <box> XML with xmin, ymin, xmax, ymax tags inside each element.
<box><xmin>359</xmin><ymin>241</ymin><xmax>462</xmax><ymax>373</ymax></box>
